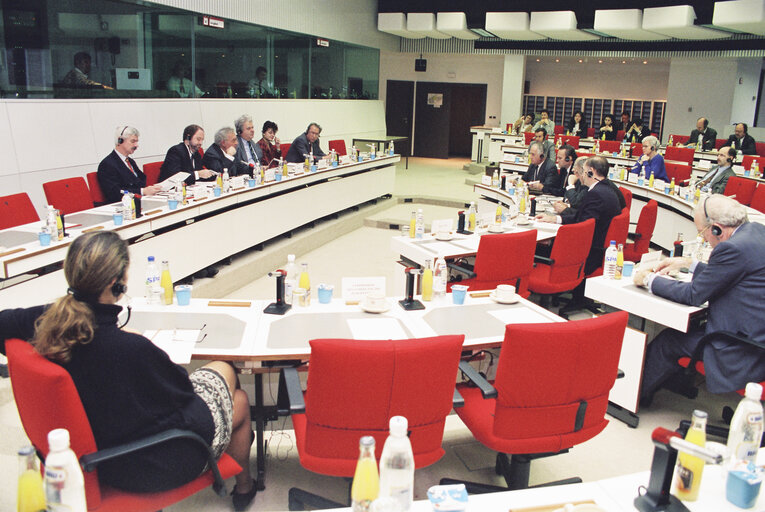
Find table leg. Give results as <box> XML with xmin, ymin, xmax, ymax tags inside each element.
<box><xmin>253</xmin><ymin>374</ymin><xmax>267</xmax><ymax>490</ymax></box>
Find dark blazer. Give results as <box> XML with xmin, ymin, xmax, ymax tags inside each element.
<box><xmin>565</xmin><ymin>119</ymin><xmax>588</xmax><ymax>138</ymax></box>
<box><xmin>623</xmin><ymin>126</ymin><xmax>650</xmax><ymax>143</ymax></box>
<box><xmin>203</xmin><ymin>143</ymin><xmax>251</xmax><ymax>177</ymax></box>
<box><xmin>688</xmin><ymin>128</ymin><xmax>717</xmax><ymax>151</ymax></box>
<box><xmin>159</xmin><ymin>142</ymin><xmax>206</xmax><ymax>185</ymax></box>
<box><xmin>561</xmin><ymin>180</ymin><xmax>621</xmax><ymax>275</ymax></box>
<box><xmin>234</xmin><ymin>136</ymin><xmax>263</xmax><ymax>167</ymax></box>
<box><xmin>285</xmin><ymin>133</ymin><xmax>325</xmax><ymax>163</ymax></box>
<box><xmin>97</xmin><ymin>150</ymin><xmax>146</xmax><ymax>204</ymax></box>
<box><xmin>597</xmin><ymin>126</ymin><xmax>617</xmax><ymax>141</ymax></box>
<box><xmin>521</xmin><ymin>158</ymin><xmax>557</xmax><ymax>185</ymax></box>
<box><xmin>726</xmin><ymin>134</ymin><xmax>757</xmax><ymax>155</ymax></box>
<box><xmin>615</xmin><ymin>120</ymin><xmax>631</xmax><ymax>133</ymax></box>
<box><xmin>651</xmin><ymin>222</ymin><xmax>765</xmax><ymax>392</ymax></box>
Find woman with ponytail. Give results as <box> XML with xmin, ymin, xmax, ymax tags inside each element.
<box><xmin>0</xmin><ymin>231</ymin><xmax>257</xmax><ymax>510</ymax></box>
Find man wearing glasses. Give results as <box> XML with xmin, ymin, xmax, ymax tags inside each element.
<box><xmin>285</xmin><ymin>123</ymin><xmax>327</xmax><ymax>163</ymax></box>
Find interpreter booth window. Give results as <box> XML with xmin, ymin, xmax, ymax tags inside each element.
<box><xmin>273</xmin><ymin>31</ymin><xmax>309</xmax><ymax>99</ymax></box>
<box><xmin>148</xmin><ymin>12</ymin><xmax>195</xmax><ymax>98</ymax></box>
<box><xmin>344</xmin><ymin>43</ymin><xmax>379</xmax><ymax>100</ymax></box>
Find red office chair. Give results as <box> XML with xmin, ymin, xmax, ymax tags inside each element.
<box><xmin>618</xmin><ymin>187</ymin><xmax>632</xmax><ymax>211</ymax></box>
<box><xmin>441</xmin><ymin>312</ymin><xmax>627</xmax><ymax>491</ymax></box>
<box><xmin>43</xmin><ymin>177</ymin><xmax>94</xmax><ymax>215</ymax></box>
<box><xmin>284</xmin><ymin>335</ymin><xmax>465</xmax><ymax>510</ymax></box>
<box><xmin>598</xmin><ymin>140</ymin><xmax>620</xmax><ymax>154</ymax></box>
<box><xmin>0</xmin><ymin>192</ymin><xmax>39</xmax><ymax>230</ymax></box>
<box><xmin>143</xmin><ymin>161</ymin><xmax>163</xmax><ymax>186</ymax></box>
<box><xmin>724</xmin><ymin>176</ymin><xmax>757</xmax><ymax>206</ymax></box>
<box><xmin>555</xmin><ymin>135</ymin><xmax>579</xmax><ymax>149</ymax></box>
<box><xmin>670</xmin><ymin>135</ymin><xmax>690</xmax><ymax>146</ymax></box>
<box><xmin>528</xmin><ymin>219</ymin><xmax>595</xmax><ymax>306</ymax></box>
<box><xmin>586</xmin><ymin>127</ymin><xmax>595</xmax><ymax>138</ymax></box>
<box><xmin>630</xmin><ymin>142</ymin><xmax>642</xmax><ymax>158</ymax></box>
<box><xmin>665</xmin><ymin>162</ymin><xmax>692</xmax><ymax>186</ymax></box>
<box><xmin>756</xmin><ymin>142</ymin><xmax>765</xmax><ymax>157</ymax></box>
<box><xmin>523</xmin><ymin>132</ymin><xmax>535</xmax><ymax>145</ymax></box>
<box><xmin>742</xmin><ymin>155</ymin><xmax>765</xmax><ymax>171</ymax></box>
<box><xmin>553</xmin><ymin>125</ymin><xmax>564</xmax><ymax>136</ymax></box>
<box><xmin>585</xmin><ymin>208</ymin><xmax>630</xmax><ymax>280</ymax></box>
<box><xmin>624</xmin><ymin>200</ymin><xmax>658</xmax><ymax>262</ymax></box>
<box><xmin>664</xmin><ymin>146</ymin><xmax>695</xmax><ymax>165</ymax></box>
<box><xmin>750</xmin><ymin>185</ymin><xmax>765</xmax><ymax>214</ymax></box>
<box><xmin>86</xmin><ymin>172</ymin><xmax>106</xmax><ymax>205</ymax></box>
<box><xmin>328</xmin><ymin>139</ymin><xmax>347</xmax><ymax>156</ymax></box>
<box><xmin>616</xmin><ymin>130</ymin><xmax>625</xmax><ymax>142</ymax></box>
<box><xmin>281</xmin><ymin>143</ymin><xmax>291</xmax><ymax>159</ymax></box>
<box><xmin>5</xmin><ymin>339</ymin><xmax>241</xmax><ymax>512</ymax></box>
<box><xmin>447</xmin><ymin>230</ymin><xmax>537</xmax><ymax>298</ymax></box>
<box><xmin>715</xmin><ymin>138</ymin><xmax>727</xmax><ymax>150</ymax></box>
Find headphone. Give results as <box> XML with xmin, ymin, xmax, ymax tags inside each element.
<box><xmin>117</xmin><ymin>126</ymin><xmax>128</xmax><ymax>145</ymax></box>
<box><xmin>703</xmin><ymin>197</ymin><xmax>722</xmax><ymax>237</ymax></box>
<box><xmin>700</xmin><ymin>117</ymin><xmax>709</xmax><ymax>129</ymax></box>
<box><xmin>727</xmin><ymin>147</ymin><xmax>737</xmax><ymax>164</ymax></box>
<box><xmin>111</xmin><ymin>270</ymin><xmax>127</xmax><ymax>298</ymax></box>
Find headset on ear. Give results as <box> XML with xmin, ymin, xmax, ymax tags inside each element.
<box><xmin>703</xmin><ymin>197</ymin><xmax>722</xmax><ymax>236</ymax></box>
<box><xmin>117</xmin><ymin>126</ymin><xmax>128</xmax><ymax>145</ymax></box>
<box><xmin>111</xmin><ymin>271</ymin><xmax>127</xmax><ymax>298</ymax></box>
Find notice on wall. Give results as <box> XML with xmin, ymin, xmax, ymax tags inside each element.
<box><xmin>427</xmin><ymin>93</ymin><xmax>443</xmax><ymax>108</ymax></box>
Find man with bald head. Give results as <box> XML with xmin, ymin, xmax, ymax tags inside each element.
<box><xmin>686</xmin><ymin>117</ymin><xmax>717</xmax><ymax>151</ymax></box>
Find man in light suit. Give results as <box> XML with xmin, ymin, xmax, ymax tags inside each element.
<box><xmin>203</xmin><ymin>126</ymin><xmax>251</xmax><ymax>176</ymax></box>
<box><xmin>234</xmin><ymin>114</ymin><xmax>263</xmax><ymax>168</ymax></box>
<box><xmin>686</xmin><ymin>117</ymin><xmax>717</xmax><ymax>151</ymax></box>
<box><xmin>635</xmin><ymin>194</ymin><xmax>765</xmax><ymax>402</ymax></box>
<box><xmin>696</xmin><ymin>146</ymin><xmax>737</xmax><ymax>194</ymax></box>
<box><xmin>97</xmin><ymin>126</ymin><xmax>161</xmax><ymax>204</ymax></box>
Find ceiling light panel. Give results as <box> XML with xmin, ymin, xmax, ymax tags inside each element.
<box><xmin>643</xmin><ymin>5</ymin><xmax>730</xmax><ymax>39</ymax></box>
<box><xmin>437</xmin><ymin>12</ymin><xmax>479</xmax><ymax>39</ymax></box>
<box><xmin>713</xmin><ymin>0</ymin><xmax>765</xmax><ymax>36</ymax></box>
<box><xmin>407</xmin><ymin>12</ymin><xmax>450</xmax><ymax>39</ymax></box>
<box><xmin>377</xmin><ymin>13</ymin><xmax>423</xmax><ymax>38</ymax></box>
<box><xmin>529</xmin><ymin>11</ymin><xmax>600</xmax><ymax>40</ymax></box>
<box><xmin>485</xmin><ymin>12</ymin><xmax>546</xmax><ymax>40</ymax></box>
<box><xmin>593</xmin><ymin>9</ymin><xmax>670</xmax><ymax>40</ymax></box>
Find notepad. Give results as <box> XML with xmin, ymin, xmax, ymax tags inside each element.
<box><xmin>143</xmin><ymin>329</ymin><xmax>201</xmax><ymax>364</ymax></box>
<box><xmin>347</xmin><ymin>318</ymin><xmax>407</xmax><ymax>340</ymax></box>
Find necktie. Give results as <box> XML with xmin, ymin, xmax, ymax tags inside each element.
<box><xmin>126</xmin><ymin>158</ymin><xmax>136</xmax><ymax>177</ymax></box>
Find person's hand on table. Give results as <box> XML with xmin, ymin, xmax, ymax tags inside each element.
<box><xmin>141</xmin><ymin>184</ymin><xmax>162</xmax><ymax>196</ymax></box>
<box><xmin>633</xmin><ymin>267</ymin><xmax>651</xmax><ymax>287</ymax></box>
<box><xmin>536</xmin><ymin>214</ymin><xmax>556</xmax><ymax>223</ymax></box>
<box><xmin>553</xmin><ymin>201</ymin><xmax>567</xmax><ymax>214</ymax></box>
<box><xmin>654</xmin><ymin>256</ymin><xmax>693</xmax><ymax>275</ymax></box>
<box><xmin>528</xmin><ymin>181</ymin><xmax>543</xmax><ymax>191</ymax></box>
<box><xmin>198</xmin><ymin>168</ymin><xmax>215</xmax><ymax>179</ymax></box>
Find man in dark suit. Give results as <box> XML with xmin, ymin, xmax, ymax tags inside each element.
<box><xmin>623</xmin><ymin>118</ymin><xmax>651</xmax><ymax>143</ymax></box>
<box><xmin>615</xmin><ymin>111</ymin><xmax>631</xmax><ymax>133</ymax></box>
<box><xmin>696</xmin><ymin>146</ymin><xmax>737</xmax><ymax>194</ymax></box>
<box><xmin>726</xmin><ymin>123</ymin><xmax>757</xmax><ymax>155</ymax></box>
<box><xmin>285</xmin><ymin>122</ymin><xmax>327</xmax><ymax>163</ymax></box>
<box><xmin>158</xmin><ymin>124</ymin><xmax>215</xmax><ymax>185</ymax></box>
<box><xmin>203</xmin><ymin>127</ymin><xmax>251</xmax><ymax>176</ymax></box>
<box><xmin>553</xmin><ymin>156</ymin><xmax>588</xmax><ymax>216</ymax></box>
<box><xmin>635</xmin><ymin>194</ymin><xmax>765</xmax><ymax>402</ymax></box>
<box><xmin>523</xmin><ymin>141</ymin><xmax>561</xmax><ymax>195</ymax></box>
<box><xmin>530</xmin><ymin>127</ymin><xmax>555</xmax><ymax>161</ymax></box>
<box><xmin>234</xmin><ymin>114</ymin><xmax>263</xmax><ymax>168</ymax></box>
<box><xmin>686</xmin><ymin>117</ymin><xmax>717</xmax><ymax>151</ymax></box>
<box><xmin>97</xmin><ymin>126</ymin><xmax>162</xmax><ymax>204</ymax></box>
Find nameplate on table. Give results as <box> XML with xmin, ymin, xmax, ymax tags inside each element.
<box><xmin>627</xmin><ymin>172</ymin><xmax>638</xmax><ymax>184</ymax></box>
<box><xmin>207</xmin><ymin>300</ymin><xmax>252</xmax><ymax>308</ymax></box>
<box><xmin>0</xmin><ymin>247</ymin><xmax>26</xmax><ymax>258</ymax></box>
<box><xmin>342</xmin><ymin>277</ymin><xmax>385</xmax><ymax>303</ymax></box>
<box><xmin>430</xmin><ymin>218</ymin><xmax>453</xmax><ymax>234</ymax></box>
<box><xmin>143</xmin><ymin>208</ymin><xmax>163</xmax><ymax>216</ymax></box>
<box><xmin>481</xmin><ymin>175</ymin><xmax>492</xmax><ymax>186</ymax></box>
<box><xmin>508</xmin><ymin>499</ymin><xmax>597</xmax><ymax>512</ymax></box>
<box><xmin>83</xmin><ymin>226</ymin><xmax>104</xmax><ymax>233</ymax></box>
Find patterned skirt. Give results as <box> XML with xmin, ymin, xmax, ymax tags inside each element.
<box><xmin>189</xmin><ymin>367</ymin><xmax>233</xmax><ymax>460</ymax></box>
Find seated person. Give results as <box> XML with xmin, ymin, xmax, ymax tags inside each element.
<box><xmin>726</xmin><ymin>123</ymin><xmax>757</xmax><ymax>155</ymax></box>
<box><xmin>97</xmin><ymin>126</ymin><xmax>162</xmax><ymax>204</ymax></box>
<box><xmin>597</xmin><ymin>114</ymin><xmax>617</xmax><ymax>141</ymax></box>
<box><xmin>248</xmin><ymin>66</ymin><xmax>275</xmax><ymax>98</ymax></box>
<box><xmin>167</xmin><ymin>62</ymin><xmax>203</xmax><ymax>98</ymax></box>
<box><xmin>623</xmin><ymin>118</ymin><xmax>650</xmax><ymax>143</ymax></box>
<box><xmin>159</xmin><ymin>125</ymin><xmax>215</xmax><ymax>185</ymax></box>
<box><xmin>630</xmin><ymin>136</ymin><xmax>668</xmax><ymax>182</ymax></box>
<box><xmin>615</xmin><ymin>112</ymin><xmax>631</xmax><ymax>133</ymax></box>
<box><xmin>61</xmin><ymin>52</ymin><xmax>112</xmax><ymax>89</ymax></box>
<box><xmin>0</xmin><ymin>231</ymin><xmax>257</xmax><ymax>511</ymax></box>
<box><xmin>234</xmin><ymin>114</ymin><xmax>263</xmax><ymax>169</ymax></box>
<box><xmin>258</xmin><ymin>121</ymin><xmax>282</xmax><ymax>168</ymax></box>
<box><xmin>532</xmin><ymin>109</ymin><xmax>554</xmax><ymax>137</ymax></box>
<box><xmin>696</xmin><ymin>146</ymin><xmax>737</xmax><ymax>194</ymax></box>
<box><xmin>523</xmin><ymin>141</ymin><xmax>562</xmax><ymax>196</ymax></box>
<box><xmin>514</xmin><ymin>113</ymin><xmax>535</xmax><ymax>134</ymax></box>
<box><xmin>553</xmin><ymin>156</ymin><xmax>589</xmax><ymax>216</ymax></box>
<box><xmin>203</xmin><ymin>127</ymin><xmax>251</xmax><ymax>177</ymax></box>
<box><xmin>285</xmin><ymin>123</ymin><xmax>327</xmax><ymax>163</ymax></box>
<box><xmin>531</xmin><ymin>128</ymin><xmax>555</xmax><ymax>161</ymax></box>
<box><xmin>566</xmin><ymin>111</ymin><xmax>588</xmax><ymax>138</ymax></box>
<box><xmin>686</xmin><ymin>117</ymin><xmax>717</xmax><ymax>151</ymax></box>
<box><xmin>634</xmin><ymin>195</ymin><xmax>765</xmax><ymax>405</ymax></box>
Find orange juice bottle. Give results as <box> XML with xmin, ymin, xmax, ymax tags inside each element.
<box><xmin>675</xmin><ymin>410</ymin><xmax>707</xmax><ymax>501</ymax></box>
<box><xmin>17</xmin><ymin>446</ymin><xmax>45</xmax><ymax>512</ymax></box>
<box><xmin>351</xmin><ymin>436</ymin><xmax>379</xmax><ymax>512</ymax></box>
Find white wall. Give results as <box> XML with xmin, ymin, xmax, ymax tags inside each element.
<box><xmin>731</xmin><ymin>59</ymin><xmax>762</xmax><ymax>127</ymax></box>
<box><xmin>0</xmin><ymin>98</ymin><xmax>386</xmax><ymax>215</ymax></box>
<box><xmin>501</xmin><ymin>55</ymin><xmax>526</xmax><ymax>129</ymax></box>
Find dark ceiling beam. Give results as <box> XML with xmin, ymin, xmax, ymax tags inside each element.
<box><xmin>474</xmin><ymin>36</ymin><xmax>765</xmax><ymax>52</ymax></box>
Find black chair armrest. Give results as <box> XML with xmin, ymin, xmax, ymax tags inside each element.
<box><xmin>534</xmin><ymin>255</ymin><xmax>554</xmax><ymax>265</ymax></box>
<box><xmin>617</xmin><ymin>369</ymin><xmax>625</xmax><ymax>379</ymax></box>
<box><xmin>80</xmin><ymin>428</ymin><xmax>229</xmax><ymax>497</ymax></box>
<box><xmin>447</xmin><ymin>262</ymin><xmax>476</xmax><ymax>279</ymax></box>
<box><xmin>459</xmin><ymin>360</ymin><xmax>497</xmax><ymax>399</ymax></box>
<box><xmin>277</xmin><ymin>366</ymin><xmax>305</xmax><ymax>415</ymax></box>
<box><xmin>453</xmin><ymin>389</ymin><xmax>465</xmax><ymax>408</ymax></box>
<box><xmin>632</xmin><ymin>232</ymin><xmax>643</xmax><ymax>240</ymax></box>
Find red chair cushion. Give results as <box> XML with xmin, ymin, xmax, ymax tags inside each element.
<box><xmin>328</xmin><ymin>140</ymin><xmax>347</xmax><ymax>156</ymax></box>
<box><xmin>524</xmin><ymin>132</ymin><xmax>535</xmax><ymax>145</ymax></box>
<box><xmin>528</xmin><ymin>219</ymin><xmax>595</xmax><ymax>295</ymax></box>
<box><xmin>664</xmin><ymin>146</ymin><xmax>695</xmax><ymax>165</ymax></box>
<box><xmin>143</xmin><ymin>161</ymin><xmax>163</xmax><ymax>186</ymax></box>
<box><xmin>670</xmin><ymin>135</ymin><xmax>690</xmax><ymax>145</ymax></box>
<box><xmin>43</xmin><ymin>177</ymin><xmax>94</xmax><ymax>215</ymax></box>
<box><xmin>724</xmin><ymin>176</ymin><xmax>757</xmax><ymax>205</ymax></box>
<box><xmin>598</xmin><ymin>140</ymin><xmax>620</xmax><ymax>154</ymax></box>
<box><xmin>555</xmin><ymin>135</ymin><xmax>579</xmax><ymax>149</ymax></box>
<box><xmin>624</xmin><ymin>200</ymin><xmax>658</xmax><ymax>262</ymax></box>
<box><xmin>86</xmin><ymin>172</ymin><xmax>106</xmax><ymax>204</ymax></box>
<box><xmin>750</xmin><ymin>185</ymin><xmax>765</xmax><ymax>214</ymax></box>
<box><xmin>0</xmin><ymin>193</ymin><xmax>39</xmax><ymax>229</ymax></box>
<box><xmin>715</xmin><ymin>139</ymin><xmax>727</xmax><ymax>150</ymax></box>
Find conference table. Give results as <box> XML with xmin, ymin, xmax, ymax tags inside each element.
<box><xmin>351</xmin><ymin>136</ymin><xmax>409</xmax><ymax>168</ymax></box>
<box><xmin>0</xmin><ymin>155</ymin><xmax>399</xmax><ymax>309</ymax></box>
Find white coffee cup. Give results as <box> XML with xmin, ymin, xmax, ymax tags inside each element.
<box><xmin>495</xmin><ymin>284</ymin><xmax>516</xmax><ymax>301</ymax></box>
<box><xmin>364</xmin><ymin>292</ymin><xmax>386</xmax><ymax>309</ymax></box>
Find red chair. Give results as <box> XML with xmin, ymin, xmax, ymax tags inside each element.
<box><xmin>715</xmin><ymin>138</ymin><xmax>727</xmax><ymax>150</ymax></box>
<box><xmin>742</xmin><ymin>155</ymin><xmax>765</xmax><ymax>171</ymax></box>
<box><xmin>630</xmin><ymin>142</ymin><xmax>642</xmax><ymax>158</ymax></box>
<box><xmin>598</xmin><ymin>140</ymin><xmax>621</xmax><ymax>154</ymax></box>
<box><xmin>524</xmin><ymin>132</ymin><xmax>535</xmax><ymax>145</ymax></box>
<box><xmin>757</xmin><ymin>142</ymin><xmax>765</xmax><ymax>157</ymax></box>
<box><xmin>42</xmin><ymin>177</ymin><xmax>94</xmax><ymax>215</ymax></box>
<box><xmin>442</xmin><ymin>312</ymin><xmax>627</xmax><ymax>491</ymax></box>
<box><xmin>281</xmin><ymin>142</ymin><xmax>291</xmax><ymax>159</ymax></box>
<box><xmin>328</xmin><ymin>139</ymin><xmax>347</xmax><ymax>156</ymax></box>
<box><xmin>143</xmin><ymin>161</ymin><xmax>163</xmax><ymax>186</ymax></box>
<box><xmin>0</xmin><ymin>193</ymin><xmax>39</xmax><ymax>230</ymax></box>
<box><xmin>555</xmin><ymin>135</ymin><xmax>579</xmax><ymax>149</ymax></box>
<box><xmin>528</xmin><ymin>219</ymin><xmax>595</xmax><ymax>302</ymax></box>
<box><xmin>619</xmin><ymin>186</ymin><xmax>632</xmax><ymax>211</ymax></box>
<box><xmin>587</xmin><ymin>127</ymin><xmax>595</xmax><ymax>138</ymax></box>
<box><xmin>447</xmin><ymin>230</ymin><xmax>537</xmax><ymax>298</ymax></box>
<box><xmin>616</xmin><ymin>130</ymin><xmax>625</xmax><ymax>141</ymax></box>
<box><xmin>284</xmin><ymin>335</ymin><xmax>464</xmax><ymax>509</ymax></box>
<box><xmin>86</xmin><ymin>172</ymin><xmax>105</xmax><ymax>205</ymax></box>
<box><xmin>5</xmin><ymin>339</ymin><xmax>241</xmax><ymax>512</ymax></box>
<box><xmin>750</xmin><ymin>185</ymin><xmax>765</xmax><ymax>214</ymax></box>
<box><xmin>624</xmin><ymin>200</ymin><xmax>658</xmax><ymax>262</ymax></box>
<box><xmin>586</xmin><ymin>208</ymin><xmax>630</xmax><ymax>279</ymax></box>
<box><xmin>553</xmin><ymin>125</ymin><xmax>565</xmax><ymax>136</ymax></box>
<box><xmin>670</xmin><ymin>135</ymin><xmax>690</xmax><ymax>145</ymax></box>
<box><xmin>665</xmin><ymin>162</ymin><xmax>692</xmax><ymax>185</ymax></box>
<box><xmin>723</xmin><ymin>176</ymin><xmax>757</xmax><ymax>206</ymax></box>
<box><xmin>664</xmin><ymin>146</ymin><xmax>695</xmax><ymax>165</ymax></box>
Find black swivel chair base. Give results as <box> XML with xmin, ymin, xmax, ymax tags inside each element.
<box><xmin>288</xmin><ymin>479</ymin><xmax>351</xmax><ymax>511</ymax></box>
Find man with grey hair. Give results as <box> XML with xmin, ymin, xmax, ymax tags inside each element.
<box><xmin>635</xmin><ymin>194</ymin><xmax>765</xmax><ymax>405</ymax></box>
<box><xmin>285</xmin><ymin>122</ymin><xmax>327</xmax><ymax>163</ymax></box>
<box><xmin>203</xmin><ymin>126</ymin><xmax>250</xmax><ymax>176</ymax></box>
<box><xmin>521</xmin><ymin>140</ymin><xmax>558</xmax><ymax>192</ymax></box>
<box><xmin>234</xmin><ymin>114</ymin><xmax>263</xmax><ymax>167</ymax></box>
<box><xmin>97</xmin><ymin>126</ymin><xmax>161</xmax><ymax>204</ymax></box>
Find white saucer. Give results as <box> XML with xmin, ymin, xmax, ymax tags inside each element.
<box><xmin>488</xmin><ymin>225</ymin><xmax>504</xmax><ymax>233</ymax></box>
<box><xmin>360</xmin><ymin>301</ymin><xmax>391</xmax><ymax>314</ymax></box>
<box><xmin>435</xmin><ymin>233</ymin><xmax>454</xmax><ymax>241</ymax></box>
<box><xmin>515</xmin><ymin>220</ymin><xmax>532</xmax><ymax>226</ymax></box>
<box><xmin>489</xmin><ymin>291</ymin><xmax>519</xmax><ymax>304</ymax></box>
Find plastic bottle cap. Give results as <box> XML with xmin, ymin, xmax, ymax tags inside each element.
<box><xmin>389</xmin><ymin>415</ymin><xmax>408</xmax><ymax>437</ymax></box>
<box><xmin>692</xmin><ymin>409</ymin><xmax>708</xmax><ymax>419</ymax></box>
<box><xmin>148</xmin><ymin>256</ymin><xmax>155</xmax><ymax>262</ymax></box>
<box><xmin>18</xmin><ymin>445</ymin><xmax>35</xmax><ymax>456</ymax></box>
<box><xmin>745</xmin><ymin>383</ymin><xmax>763</xmax><ymax>400</ymax></box>
<box><xmin>48</xmin><ymin>428</ymin><xmax>71</xmax><ymax>451</ymax></box>
<box><xmin>360</xmin><ymin>435</ymin><xmax>375</xmax><ymax>448</ymax></box>
<box><xmin>288</xmin><ymin>254</ymin><xmax>295</xmax><ymax>262</ymax></box>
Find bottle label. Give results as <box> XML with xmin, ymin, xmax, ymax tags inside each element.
<box><xmin>676</xmin><ymin>463</ymin><xmax>693</xmax><ymax>492</ymax></box>
<box><xmin>747</xmin><ymin>412</ymin><xmax>763</xmax><ymax>424</ymax></box>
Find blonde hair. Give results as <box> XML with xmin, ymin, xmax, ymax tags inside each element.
<box><xmin>33</xmin><ymin>231</ymin><xmax>129</xmax><ymax>363</ymax></box>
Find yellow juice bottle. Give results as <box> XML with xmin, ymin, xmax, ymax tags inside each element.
<box><xmin>298</xmin><ymin>263</ymin><xmax>311</xmax><ymax>305</ymax></box>
<box><xmin>160</xmin><ymin>260</ymin><xmax>173</xmax><ymax>305</ymax></box>
<box><xmin>675</xmin><ymin>410</ymin><xmax>707</xmax><ymax>501</ymax></box>
<box><xmin>17</xmin><ymin>446</ymin><xmax>46</xmax><ymax>512</ymax></box>
<box><xmin>495</xmin><ymin>204</ymin><xmax>502</xmax><ymax>224</ymax></box>
<box><xmin>181</xmin><ymin>183</ymin><xmax>187</xmax><ymax>205</ymax></box>
<box><xmin>648</xmin><ymin>171</ymin><xmax>655</xmax><ymax>189</ymax></box>
<box><xmin>670</xmin><ymin>177</ymin><xmax>676</xmax><ymax>194</ymax></box>
<box><xmin>216</xmin><ymin>173</ymin><xmax>223</xmax><ymax>187</ymax></box>
<box><xmin>408</xmin><ymin>211</ymin><xmax>416</xmax><ymax>238</ymax></box>
<box><xmin>614</xmin><ymin>244</ymin><xmax>624</xmax><ymax>280</ymax></box>
<box><xmin>55</xmin><ymin>210</ymin><xmax>64</xmax><ymax>240</ymax></box>
<box><xmin>422</xmin><ymin>260</ymin><xmax>433</xmax><ymax>301</ymax></box>
<box><xmin>351</xmin><ymin>436</ymin><xmax>379</xmax><ymax>512</ymax></box>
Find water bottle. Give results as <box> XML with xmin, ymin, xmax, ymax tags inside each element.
<box><xmin>44</xmin><ymin>429</ymin><xmax>86</xmax><ymax>512</ymax></box>
<box><xmin>378</xmin><ymin>416</ymin><xmax>414</xmax><ymax>511</ymax></box>
<box><xmin>222</xmin><ymin>168</ymin><xmax>230</xmax><ymax>192</ymax></box>
<box><xmin>727</xmin><ymin>383</ymin><xmax>764</xmax><ymax>465</ymax></box>
<box><xmin>638</xmin><ymin>169</ymin><xmax>645</xmax><ymax>186</ymax></box>
<box><xmin>415</xmin><ymin>209</ymin><xmax>424</xmax><ymax>239</ymax></box>
<box><xmin>284</xmin><ymin>254</ymin><xmax>298</xmax><ymax>305</ymax></box>
<box><xmin>145</xmin><ymin>256</ymin><xmax>160</xmax><ymax>301</ymax></box>
<box><xmin>433</xmin><ymin>258</ymin><xmax>447</xmax><ymax>298</ymax></box>
<box><xmin>603</xmin><ymin>240</ymin><xmax>618</xmax><ymax>279</ymax></box>
<box><xmin>121</xmin><ymin>190</ymin><xmax>133</xmax><ymax>220</ymax></box>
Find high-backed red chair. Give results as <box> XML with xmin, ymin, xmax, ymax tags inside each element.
<box><xmin>750</xmin><ymin>185</ymin><xmax>765</xmax><ymax>214</ymax></box>
<box><xmin>528</xmin><ymin>219</ymin><xmax>595</xmax><ymax>304</ymax></box>
<box><xmin>86</xmin><ymin>172</ymin><xmax>106</xmax><ymax>205</ymax></box>
<box><xmin>285</xmin><ymin>335</ymin><xmax>464</xmax><ymax>509</ymax></box>
<box><xmin>586</xmin><ymin>127</ymin><xmax>595</xmax><ymax>138</ymax></box>
<box><xmin>742</xmin><ymin>155</ymin><xmax>765</xmax><ymax>171</ymax></box>
<box><xmin>665</xmin><ymin>162</ymin><xmax>692</xmax><ymax>185</ymax></box>
<box><xmin>724</xmin><ymin>176</ymin><xmax>757</xmax><ymax>206</ymax></box>
<box><xmin>447</xmin><ymin>230</ymin><xmax>536</xmax><ymax>298</ymax></box>
<box><xmin>624</xmin><ymin>200</ymin><xmax>658</xmax><ymax>262</ymax></box>
<box><xmin>616</xmin><ymin>130</ymin><xmax>625</xmax><ymax>142</ymax></box>
<box><xmin>143</xmin><ymin>161</ymin><xmax>163</xmax><ymax>186</ymax></box>
<box><xmin>555</xmin><ymin>135</ymin><xmax>579</xmax><ymax>149</ymax></box>
<box><xmin>0</xmin><ymin>193</ymin><xmax>39</xmax><ymax>230</ymax></box>
<box><xmin>553</xmin><ymin>125</ymin><xmax>565</xmax><ymax>136</ymax></box>
<box><xmin>524</xmin><ymin>132</ymin><xmax>535</xmax><ymax>145</ymax></box>
<box><xmin>715</xmin><ymin>138</ymin><xmax>727</xmax><ymax>150</ymax></box>
<box><xmin>630</xmin><ymin>142</ymin><xmax>642</xmax><ymax>158</ymax></box>
<box><xmin>42</xmin><ymin>177</ymin><xmax>94</xmax><ymax>215</ymax></box>
<box><xmin>586</xmin><ymin>208</ymin><xmax>630</xmax><ymax>279</ymax></box>
<box><xmin>756</xmin><ymin>142</ymin><xmax>765</xmax><ymax>157</ymax></box>
<box><xmin>280</xmin><ymin>142</ymin><xmax>291</xmax><ymax>159</ymax></box>
<box><xmin>597</xmin><ymin>140</ymin><xmax>620</xmax><ymax>154</ymax></box>
<box><xmin>670</xmin><ymin>134</ymin><xmax>690</xmax><ymax>146</ymax></box>
<box><xmin>619</xmin><ymin>186</ymin><xmax>632</xmax><ymax>211</ymax></box>
<box><xmin>441</xmin><ymin>312</ymin><xmax>627</xmax><ymax>491</ymax></box>
<box><xmin>5</xmin><ymin>339</ymin><xmax>241</xmax><ymax>512</ymax></box>
<box><xmin>328</xmin><ymin>139</ymin><xmax>347</xmax><ymax>156</ymax></box>
<box><xmin>664</xmin><ymin>146</ymin><xmax>695</xmax><ymax>165</ymax></box>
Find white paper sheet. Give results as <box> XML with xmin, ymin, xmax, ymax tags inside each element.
<box><xmin>143</xmin><ymin>329</ymin><xmax>198</xmax><ymax>364</ymax></box>
<box><xmin>347</xmin><ymin>318</ymin><xmax>408</xmax><ymax>340</ymax></box>
<box><xmin>487</xmin><ymin>307</ymin><xmax>552</xmax><ymax>325</ymax></box>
